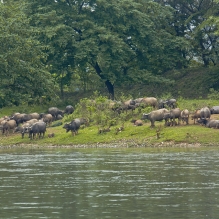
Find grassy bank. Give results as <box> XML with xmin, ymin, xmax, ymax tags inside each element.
<box><xmin>0</xmin><ymin>119</ymin><xmax>218</xmax><ymax>148</ymax></box>
<box><xmin>1</xmin><ymin>98</ymin><xmax>219</xmax><ymax>148</ymax></box>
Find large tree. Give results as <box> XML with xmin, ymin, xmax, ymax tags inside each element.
<box><xmin>0</xmin><ymin>1</ymin><xmax>55</xmax><ymax>106</ymax></box>
<box><xmin>26</xmin><ymin>0</ymin><xmax>189</xmax><ymax>99</ymax></box>
<box><xmin>155</xmin><ymin>0</ymin><xmax>219</xmax><ymax>66</ymax></box>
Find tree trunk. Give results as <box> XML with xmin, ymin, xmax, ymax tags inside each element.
<box><xmin>60</xmin><ymin>72</ymin><xmax>64</xmax><ymax>99</ymax></box>
<box><xmin>93</xmin><ymin>62</ymin><xmax>114</xmax><ymax>99</ymax></box>
<box><xmin>105</xmin><ymin>80</ymin><xmax>114</xmax><ymax>100</ymax></box>
<box><xmin>60</xmin><ymin>79</ymin><xmax>64</xmax><ymax>99</ymax></box>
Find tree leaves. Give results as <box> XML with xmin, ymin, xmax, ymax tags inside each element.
<box><xmin>0</xmin><ymin>1</ymin><xmax>56</xmax><ymax>106</ymax></box>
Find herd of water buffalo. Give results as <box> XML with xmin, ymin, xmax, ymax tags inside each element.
<box><xmin>111</xmin><ymin>97</ymin><xmax>219</xmax><ymax>128</ymax></box>
<box><xmin>1</xmin><ymin>96</ymin><xmax>219</xmax><ymax>140</ymax></box>
<box><xmin>0</xmin><ymin>105</ymin><xmax>75</xmax><ymax>139</ymax></box>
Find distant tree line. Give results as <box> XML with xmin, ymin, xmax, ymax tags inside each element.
<box><xmin>0</xmin><ymin>0</ymin><xmax>219</xmax><ymax>107</ymax></box>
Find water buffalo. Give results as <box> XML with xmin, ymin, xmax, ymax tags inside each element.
<box><xmin>134</xmin><ymin>98</ymin><xmax>144</xmax><ymax>104</ymax></box>
<box><xmin>191</xmin><ymin>109</ymin><xmax>201</xmax><ymax>124</ymax></box>
<box><xmin>12</xmin><ymin>113</ymin><xmax>26</xmax><ymax>125</ymax></box>
<box><xmin>2</xmin><ymin>119</ymin><xmax>17</xmax><ymax>135</ymax></box>
<box><xmin>210</xmin><ymin>106</ymin><xmax>219</xmax><ymax>114</ymax></box>
<box><xmin>200</xmin><ymin>107</ymin><xmax>211</xmax><ymax>119</ymax></box>
<box><xmin>28</xmin><ymin>113</ymin><xmax>40</xmax><ymax>120</ymax></box>
<box><xmin>111</xmin><ymin>100</ymin><xmax>136</xmax><ymax>114</ymax></box>
<box><xmin>57</xmin><ymin>114</ymin><xmax>63</xmax><ymax>120</ymax></box>
<box><xmin>165</xmin><ymin>99</ymin><xmax>177</xmax><ymax>109</ymax></box>
<box><xmin>123</xmin><ymin>99</ymin><xmax>137</xmax><ymax>112</ymax></box>
<box><xmin>158</xmin><ymin>99</ymin><xmax>166</xmax><ymax>109</ymax></box>
<box><xmin>48</xmin><ymin>107</ymin><xmax>64</xmax><ymax>120</ymax></box>
<box><xmin>163</xmin><ymin>108</ymin><xmax>181</xmax><ymax>126</ymax></box>
<box><xmin>198</xmin><ymin>119</ymin><xmax>219</xmax><ymax>128</ymax></box>
<box><xmin>65</xmin><ymin>105</ymin><xmax>74</xmax><ymax>115</ymax></box>
<box><xmin>21</xmin><ymin>113</ymin><xmax>40</xmax><ymax>123</ymax></box>
<box><xmin>15</xmin><ymin>122</ymin><xmax>30</xmax><ymax>138</ymax></box>
<box><xmin>142</xmin><ymin>108</ymin><xmax>169</xmax><ymax>127</ymax></box>
<box><xmin>15</xmin><ymin>119</ymin><xmax>38</xmax><ymax>138</ymax></box>
<box><xmin>41</xmin><ymin>113</ymin><xmax>53</xmax><ymax>126</ymax></box>
<box><xmin>181</xmin><ymin>109</ymin><xmax>190</xmax><ymax>125</ymax></box>
<box><xmin>0</xmin><ymin>116</ymin><xmax>9</xmax><ymax>124</ymax></box>
<box><xmin>141</xmin><ymin>97</ymin><xmax>158</xmax><ymax>109</ymax></box>
<box><xmin>28</xmin><ymin>121</ymin><xmax>47</xmax><ymax>139</ymax></box>
<box><xmin>63</xmin><ymin>118</ymin><xmax>81</xmax><ymax>136</ymax></box>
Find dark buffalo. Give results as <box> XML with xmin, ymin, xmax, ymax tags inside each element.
<box><xmin>12</xmin><ymin>112</ymin><xmax>39</xmax><ymax>125</ymax></box>
<box><xmin>28</xmin><ymin>121</ymin><xmax>47</xmax><ymax>139</ymax></box>
<box><xmin>165</xmin><ymin>99</ymin><xmax>177</xmax><ymax>109</ymax></box>
<box><xmin>63</xmin><ymin>118</ymin><xmax>81</xmax><ymax>136</ymax></box>
<box><xmin>163</xmin><ymin>108</ymin><xmax>181</xmax><ymax>126</ymax></box>
<box><xmin>210</xmin><ymin>106</ymin><xmax>219</xmax><ymax>114</ymax></box>
<box><xmin>198</xmin><ymin>118</ymin><xmax>219</xmax><ymax>128</ymax></box>
<box><xmin>48</xmin><ymin>107</ymin><xmax>64</xmax><ymax>120</ymax></box>
<box><xmin>15</xmin><ymin>119</ymin><xmax>38</xmax><ymax>138</ymax></box>
<box><xmin>112</xmin><ymin>99</ymin><xmax>137</xmax><ymax>114</ymax></box>
<box><xmin>12</xmin><ymin>113</ymin><xmax>26</xmax><ymax>125</ymax></box>
<box><xmin>15</xmin><ymin>122</ymin><xmax>31</xmax><ymax>138</ymax></box>
<box><xmin>158</xmin><ymin>99</ymin><xmax>166</xmax><ymax>109</ymax></box>
<box><xmin>65</xmin><ymin>105</ymin><xmax>74</xmax><ymax>115</ymax></box>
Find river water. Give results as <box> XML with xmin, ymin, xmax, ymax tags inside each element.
<box><xmin>0</xmin><ymin>146</ymin><xmax>219</xmax><ymax>219</ymax></box>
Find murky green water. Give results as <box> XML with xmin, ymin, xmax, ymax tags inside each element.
<box><xmin>0</xmin><ymin>147</ymin><xmax>219</xmax><ymax>219</ymax></box>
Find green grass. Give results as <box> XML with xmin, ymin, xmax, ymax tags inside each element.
<box><xmin>1</xmin><ymin>119</ymin><xmax>219</xmax><ymax>147</ymax></box>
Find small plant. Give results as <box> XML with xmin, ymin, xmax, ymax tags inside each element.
<box><xmin>208</xmin><ymin>88</ymin><xmax>219</xmax><ymax>100</ymax></box>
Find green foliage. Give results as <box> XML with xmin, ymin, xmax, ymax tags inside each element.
<box><xmin>26</xmin><ymin>0</ymin><xmax>189</xmax><ymax>99</ymax></box>
<box><xmin>1</xmin><ymin>0</ymin><xmax>219</xmax><ymax>107</ymax></box>
<box><xmin>157</xmin><ymin>0</ymin><xmax>219</xmax><ymax>66</ymax></box>
<box><xmin>207</xmin><ymin>88</ymin><xmax>219</xmax><ymax>100</ymax></box>
<box><xmin>0</xmin><ymin>1</ymin><xmax>57</xmax><ymax>107</ymax></box>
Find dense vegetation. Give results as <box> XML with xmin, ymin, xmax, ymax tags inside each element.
<box><xmin>1</xmin><ymin>0</ymin><xmax>219</xmax><ymax>108</ymax></box>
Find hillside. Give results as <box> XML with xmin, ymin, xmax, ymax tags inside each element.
<box><xmin>62</xmin><ymin>66</ymin><xmax>219</xmax><ymax>106</ymax></box>
<box><xmin>115</xmin><ymin>67</ymin><xmax>219</xmax><ymax>99</ymax></box>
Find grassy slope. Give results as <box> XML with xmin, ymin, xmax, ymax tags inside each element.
<box><xmin>114</xmin><ymin>67</ymin><xmax>219</xmax><ymax>99</ymax></box>
<box><xmin>1</xmin><ymin>115</ymin><xmax>219</xmax><ymax>147</ymax></box>
<box><xmin>1</xmin><ymin>99</ymin><xmax>219</xmax><ymax>147</ymax></box>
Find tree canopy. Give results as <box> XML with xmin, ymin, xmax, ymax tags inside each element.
<box><xmin>0</xmin><ymin>1</ymin><xmax>56</xmax><ymax>106</ymax></box>
<box><xmin>0</xmin><ymin>0</ymin><xmax>219</xmax><ymax>106</ymax></box>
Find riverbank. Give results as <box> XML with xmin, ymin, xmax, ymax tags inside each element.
<box><xmin>1</xmin><ymin>99</ymin><xmax>219</xmax><ymax>149</ymax></box>
<box><xmin>1</xmin><ymin>118</ymin><xmax>219</xmax><ymax>149</ymax></box>
<box><xmin>0</xmin><ymin>139</ymin><xmax>209</xmax><ymax>150</ymax></box>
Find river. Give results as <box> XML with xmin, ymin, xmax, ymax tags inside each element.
<box><xmin>0</xmin><ymin>146</ymin><xmax>219</xmax><ymax>219</ymax></box>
